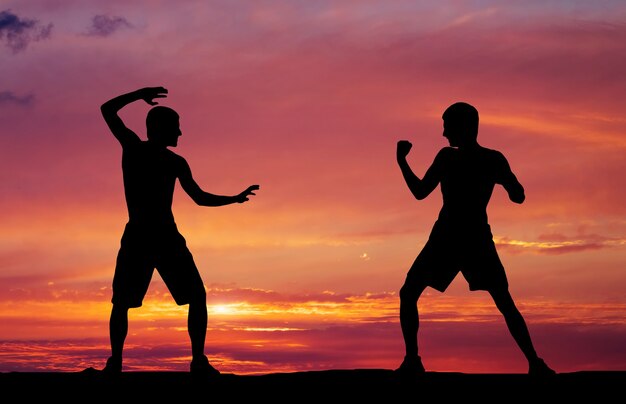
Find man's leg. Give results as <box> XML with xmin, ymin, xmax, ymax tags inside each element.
<box><xmin>188</xmin><ymin>295</ymin><xmax>207</xmax><ymax>360</ymax></box>
<box><xmin>396</xmin><ymin>280</ymin><xmax>427</xmax><ymax>373</ymax></box>
<box><xmin>104</xmin><ymin>304</ymin><xmax>128</xmax><ymax>372</ymax></box>
<box><xmin>488</xmin><ymin>288</ymin><xmax>556</xmax><ymax>375</ymax></box>
<box><xmin>188</xmin><ymin>290</ymin><xmax>220</xmax><ymax>376</ymax></box>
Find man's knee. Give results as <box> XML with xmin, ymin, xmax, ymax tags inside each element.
<box><xmin>489</xmin><ymin>288</ymin><xmax>517</xmax><ymax>311</ymax></box>
<box><xmin>400</xmin><ymin>283</ymin><xmax>421</xmax><ymax>302</ymax></box>
<box><xmin>189</xmin><ymin>285</ymin><xmax>206</xmax><ymax>304</ymax></box>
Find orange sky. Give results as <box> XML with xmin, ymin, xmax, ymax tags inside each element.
<box><xmin>1</xmin><ymin>1</ymin><xmax>625</xmax><ymax>374</ymax></box>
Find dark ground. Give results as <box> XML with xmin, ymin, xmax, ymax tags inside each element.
<box><xmin>1</xmin><ymin>369</ymin><xmax>623</xmax><ymax>402</ymax></box>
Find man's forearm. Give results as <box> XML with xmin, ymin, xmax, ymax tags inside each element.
<box><xmin>101</xmin><ymin>90</ymin><xmax>142</xmax><ymax>116</ymax></box>
<box><xmin>194</xmin><ymin>192</ymin><xmax>239</xmax><ymax>207</ymax></box>
<box><xmin>398</xmin><ymin>158</ymin><xmax>425</xmax><ymax>200</ymax></box>
<box><xmin>507</xmin><ymin>183</ymin><xmax>525</xmax><ymax>204</ymax></box>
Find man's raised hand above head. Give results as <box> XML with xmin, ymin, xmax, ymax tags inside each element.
<box><xmin>136</xmin><ymin>86</ymin><xmax>168</xmax><ymax>106</ymax></box>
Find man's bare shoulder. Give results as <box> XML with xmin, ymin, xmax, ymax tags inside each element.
<box><xmin>163</xmin><ymin>147</ymin><xmax>184</xmax><ymax>158</ymax></box>
<box><xmin>162</xmin><ymin>149</ymin><xmax>190</xmax><ymax>172</ymax></box>
<box><xmin>433</xmin><ymin>146</ymin><xmax>457</xmax><ymax>163</ymax></box>
<box><xmin>478</xmin><ymin>145</ymin><xmax>504</xmax><ymax>155</ymax></box>
<box><xmin>481</xmin><ymin>147</ymin><xmax>509</xmax><ymax>163</ymax></box>
<box><xmin>436</xmin><ymin>146</ymin><xmax>456</xmax><ymax>157</ymax></box>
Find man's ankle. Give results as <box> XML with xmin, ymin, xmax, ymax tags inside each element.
<box><xmin>103</xmin><ymin>356</ymin><xmax>122</xmax><ymax>373</ymax></box>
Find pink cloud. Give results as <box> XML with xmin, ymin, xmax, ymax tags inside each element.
<box><xmin>495</xmin><ymin>232</ymin><xmax>625</xmax><ymax>255</ymax></box>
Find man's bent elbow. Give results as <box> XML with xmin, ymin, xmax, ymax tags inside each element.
<box><xmin>510</xmin><ymin>192</ymin><xmax>525</xmax><ymax>204</ymax></box>
<box><xmin>412</xmin><ymin>188</ymin><xmax>431</xmax><ymax>201</ymax></box>
<box><xmin>100</xmin><ymin>103</ymin><xmax>113</xmax><ymax>119</ymax></box>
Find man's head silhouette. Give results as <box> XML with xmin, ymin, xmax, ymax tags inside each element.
<box><xmin>442</xmin><ymin>102</ymin><xmax>479</xmax><ymax>147</ymax></box>
<box><xmin>146</xmin><ymin>106</ymin><xmax>181</xmax><ymax>147</ymax></box>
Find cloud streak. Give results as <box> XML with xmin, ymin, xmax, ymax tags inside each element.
<box><xmin>495</xmin><ymin>233</ymin><xmax>626</xmax><ymax>255</ymax></box>
<box><xmin>0</xmin><ymin>9</ymin><xmax>52</xmax><ymax>53</ymax></box>
<box><xmin>2</xmin><ymin>312</ymin><xmax>624</xmax><ymax>374</ymax></box>
<box><xmin>85</xmin><ymin>15</ymin><xmax>132</xmax><ymax>37</ymax></box>
<box><xmin>0</xmin><ymin>90</ymin><xmax>34</xmax><ymax>106</ymax></box>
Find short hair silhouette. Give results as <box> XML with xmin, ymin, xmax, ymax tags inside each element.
<box><xmin>442</xmin><ymin>101</ymin><xmax>479</xmax><ymax>140</ymax></box>
<box><xmin>146</xmin><ymin>105</ymin><xmax>179</xmax><ymax>141</ymax></box>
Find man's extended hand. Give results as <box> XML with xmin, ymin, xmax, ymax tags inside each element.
<box><xmin>137</xmin><ymin>87</ymin><xmax>168</xmax><ymax>106</ymax></box>
<box><xmin>397</xmin><ymin>140</ymin><xmax>413</xmax><ymax>160</ymax></box>
<box><xmin>236</xmin><ymin>185</ymin><xmax>260</xmax><ymax>203</ymax></box>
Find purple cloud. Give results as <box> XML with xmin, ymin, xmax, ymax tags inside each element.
<box><xmin>86</xmin><ymin>15</ymin><xmax>132</xmax><ymax>37</ymax></box>
<box><xmin>0</xmin><ymin>9</ymin><xmax>52</xmax><ymax>53</ymax></box>
<box><xmin>0</xmin><ymin>90</ymin><xmax>34</xmax><ymax>106</ymax></box>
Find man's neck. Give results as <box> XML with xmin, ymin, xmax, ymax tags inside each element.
<box><xmin>458</xmin><ymin>140</ymin><xmax>480</xmax><ymax>150</ymax></box>
<box><xmin>147</xmin><ymin>139</ymin><xmax>170</xmax><ymax>149</ymax></box>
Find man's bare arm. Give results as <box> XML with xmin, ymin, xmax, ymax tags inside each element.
<box><xmin>497</xmin><ymin>153</ymin><xmax>525</xmax><ymax>204</ymax></box>
<box><xmin>397</xmin><ymin>140</ymin><xmax>440</xmax><ymax>200</ymax></box>
<box><xmin>502</xmin><ymin>174</ymin><xmax>525</xmax><ymax>204</ymax></box>
<box><xmin>101</xmin><ymin>87</ymin><xmax>168</xmax><ymax>147</ymax></box>
<box><xmin>178</xmin><ymin>159</ymin><xmax>259</xmax><ymax>207</ymax></box>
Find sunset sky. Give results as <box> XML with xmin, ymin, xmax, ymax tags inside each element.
<box><xmin>1</xmin><ymin>1</ymin><xmax>625</xmax><ymax>374</ymax></box>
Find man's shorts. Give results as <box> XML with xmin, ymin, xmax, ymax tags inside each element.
<box><xmin>111</xmin><ymin>222</ymin><xmax>205</xmax><ymax>308</ymax></box>
<box><xmin>404</xmin><ymin>221</ymin><xmax>509</xmax><ymax>293</ymax></box>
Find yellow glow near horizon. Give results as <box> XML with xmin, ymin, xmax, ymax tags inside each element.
<box><xmin>3</xmin><ymin>291</ymin><xmax>625</xmax><ymax>340</ymax></box>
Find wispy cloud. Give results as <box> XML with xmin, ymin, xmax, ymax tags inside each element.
<box><xmin>0</xmin><ymin>90</ymin><xmax>34</xmax><ymax>107</ymax></box>
<box><xmin>1</xmin><ymin>298</ymin><xmax>624</xmax><ymax>373</ymax></box>
<box><xmin>495</xmin><ymin>233</ymin><xmax>626</xmax><ymax>255</ymax></box>
<box><xmin>0</xmin><ymin>9</ymin><xmax>52</xmax><ymax>53</ymax></box>
<box><xmin>85</xmin><ymin>14</ymin><xmax>132</xmax><ymax>37</ymax></box>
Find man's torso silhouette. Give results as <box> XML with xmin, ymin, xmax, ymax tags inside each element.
<box><xmin>408</xmin><ymin>144</ymin><xmax>519</xmax><ymax>293</ymax></box>
<box><xmin>435</xmin><ymin>145</ymin><xmax>511</xmax><ymax>228</ymax></box>
<box><xmin>122</xmin><ymin>141</ymin><xmax>182</xmax><ymax>226</ymax></box>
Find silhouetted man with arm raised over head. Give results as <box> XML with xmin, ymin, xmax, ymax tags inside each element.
<box><xmin>100</xmin><ymin>86</ymin><xmax>259</xmax><ymax>376</ymax></box>
<box><xmin>395</xmin><ymin>102</ymin><xmax>555</xmax><ymax>377</ymax></box>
